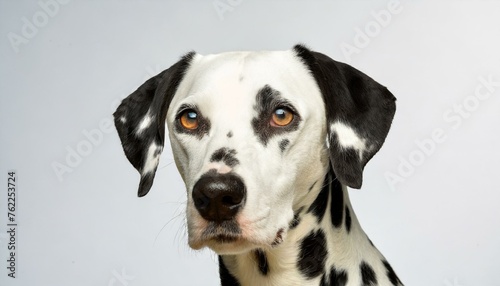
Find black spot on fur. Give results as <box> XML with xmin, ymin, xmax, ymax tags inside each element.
<box><xmin>254</xmin><ymin>249</ymin><xmax>269</xmax><ymax>275</ymax></box>
<box><xmin>252</xmin><ymin>85</ymin><xmax>301</xmax><ymax>145</ymax></box>
<box><xmin>288</xmin><ymin>217</ymin><xmax>300</xmax><ymax>229</ymax></box>
<box><xmin>330</xmin><ymin>176</ymin><xmax>344</xmax><ymax>228</ymax></box>
<box><xmin>279</xmin><ymin>139</ymin><xmax>290</xmax><ymax>152</ymax></box>
<box><xmin>219</xmin><ymin>256</ymin><xmax>240</xmax><ymax>286</ymax></box>
<box><xmin>227</xmin><ymin>131</ymin><xmax>233</xmax><ymax>138</ymax></box>
<box><xmin>320</xmin><ymin>266</ymin><xmax>348</xmax><ymax>286</ymax></box>
<box><xmin>307</xmin><ymin>173</ymin><xmax>331</xmax><ymax>223</ymax></box>
<box><xmin>298</xmin><ymin>229</ymin><xmax>327</xmax><ymax>279</ymax></box>
<box><xmin>345</xmin><ymin>206</ymin><xmax>352</xmax><ymax>233</ymax></box>
<box><xmin>210</xmin><ymin>148</ymin><xmax>239</xmax><ymax>167</ymax></box>
<box><xmin>360</xmin><ymin>261</ymin><xmax>377</xmax><ymax>285</ymax></box>
<box><xmin>320</xmin><ymin>274</ymin><xmax>327</xmax><ymax>286</ymax></box>
<box><xmin>289</xmin><ymin>207</ymin><xmax>304</xmax><ymax>229</ymax></box>
<box><xmin>383</xmin><ymin>260</ymin><xmax>402</xmax><ymax>285</ymax></box>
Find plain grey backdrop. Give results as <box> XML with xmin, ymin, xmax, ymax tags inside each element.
<box><xmin>1</xmin><ymin>0</ymin><xmax>499</xmax><ymax>285</ymax></box>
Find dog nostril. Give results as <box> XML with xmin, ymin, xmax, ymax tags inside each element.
<box><xmin>194</xmin><ymin>197</ymin><xmax>209</xmax><ymax>209</ymax></box>
<box><xmin>221</xmin><ymin>195</ymin><xmax>240</xmax><ymax>207</ymax></box>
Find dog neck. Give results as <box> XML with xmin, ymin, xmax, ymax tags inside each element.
<box><xmin>219</xmin><ymin>169</ymin><xmax>399</xmax><ymax>286</ymax></box>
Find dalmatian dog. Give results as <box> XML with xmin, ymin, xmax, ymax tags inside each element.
<box><xmin>114</xmin><ymin>45</ymin><xmax>402</xmax><ymax>286</ymax></box>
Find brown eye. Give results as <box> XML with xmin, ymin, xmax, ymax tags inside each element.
<box><xmin>179</xmin><ymin>110</ymin><xmax>199</xmax><ymax>130</ymax></box>
<box><xmin>271</xmin><ymin>107</ymin><xmax>294</xmax><ymax>127</ymax></box>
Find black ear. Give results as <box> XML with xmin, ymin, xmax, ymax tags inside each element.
<box><xmin>294</xmin><ymin>45</ymin><xmax>396</xmax><ymax>189</ymax></box>
<box><xmin>113</xmin><ymin>52</ymin><xmax>196</xmax><ymax>197</ymax></box>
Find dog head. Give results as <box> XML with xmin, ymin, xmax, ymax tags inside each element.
<box><xmin>114</xmin><ymin>45</ymin><xmax>395</xmax><ymax>254</ymax></box>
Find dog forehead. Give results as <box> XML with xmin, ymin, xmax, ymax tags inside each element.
<box><xmin>196</xmin><ymin>50</ymin><xmax>297</xmax><ymax>79</ymax></box>
<box><xmin>176</xmin><ymin>50</ymin><xmax>315</xmax><ymax>103</ymax></box>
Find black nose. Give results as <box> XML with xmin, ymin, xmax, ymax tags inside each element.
<box><xmin>192</xmin><ymin>172</ymin><xmax>246</xmax><ymax>222</ymax></box>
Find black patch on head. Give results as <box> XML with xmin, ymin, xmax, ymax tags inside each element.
<box><xmin>320</xmin><ymin>266</ymin><xmax>348</xmax><ymax>286</ymax></box>
<box><xmin>360</xmin><ymin>261</ymin><xmax>377</xmax><ymax>285</ymax></box>
<box><xmin>114</xmin><ymin>51</ymin><xmax>196</xmax><ymax>197</ymax></box>
<box><xmin>383</xmin><ymin>260</ymin><xmax>402</xmax><ymax>286</ymax></box>
<box><xmin>307</xmin><ymin>173</ymin><xmax>331</xmax><ymax>223</ymax></box>
<box><xmin>279</xmin><ymin>139</ymin><xmax>290</xmax><ymax>152</ymax></box>
<box><xmin>289</xmin><ymin>207</ymin><xmax>304</xmax><ymax>229</ymax></box>
<box><xmin>254</xmin><ymin>249</ymin><xmax>269</xmax><ymax>276</ymax></box>
<box><xmin>174</xmin><ymin>104</ymin><xmax>211</xmax><ymax>139</ymax></box>
<box><xmin>329</xmin><ymin>176</ymin><xmax>344</xmax><ymax>228</ymax></box>
<box><xmin>210</xmin><ymin>148</ymin><xmax>239</xmax><ymax>167</ymax></box>
<box><xmin>345</xmin><ymin>206</ymin><xmax>352</xmax><ymax>233</ymax></box>
<box><xmin>251</xmin><ymin>85</ymin><xmax>301</xmax><ymax>145</ymax></box>
<box><xmin>297</xmin><ymin>229</ymin><xmax>327</xmax><ymax>279</ymax></box>
<box><xmin>293</xmin><ymin>44</ymin><xmax>396</xmax><ymax>189</ymax></box>
<box><xmin>219</xmin><ymin>256</ymin><xmax>241</xmax><ymax>286</ymax></box>
<box><xmin>227</xmin><ymin>131</ymin><xmax>233</xmax><ymax>138</ymax></box>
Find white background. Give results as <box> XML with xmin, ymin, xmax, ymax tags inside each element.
<box><xmin>1</xmin><ymin>1</ymin><xmax>499</xmax><ymax>285</ymax></box>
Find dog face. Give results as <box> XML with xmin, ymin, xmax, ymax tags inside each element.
<box><xmin>166</xmin><ymin>51</ymin><xmax>329</xmax><ymax>253</ymax></box>
<box><xmin>114</xmin><ymin>45</ymin><xmax>396</xmax><ymax>255</ymax></box>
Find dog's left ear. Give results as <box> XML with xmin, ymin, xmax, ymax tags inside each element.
<box><xmin>113</xmin><ymin>52</ymin><xmax>196</xmax><ymax>197</ymax></box>
<box><xmin>294</xmin><ymin>45</ymin><xmax>396</xmax><ymax>189</ymax></box>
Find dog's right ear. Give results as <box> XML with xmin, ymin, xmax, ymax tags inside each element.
<box><xmin>113</xmin><ymin>52</ymin><xmax>196</xmax><ymax>197</ymax></box>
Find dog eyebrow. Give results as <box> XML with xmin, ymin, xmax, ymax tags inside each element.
<box><xmin>252</xmin><ymin>85</ymin><xmax>301</xmax><ymax>145</ymax></box>
<box><xmin>254</xmin><ymin>85</ymin><xmax>294</xmax><ymax>113</ymax></box>
<box><xmin>255</xmin><ymin>85</ymin><xmax>279</xmax><ymax>112</ymax></box>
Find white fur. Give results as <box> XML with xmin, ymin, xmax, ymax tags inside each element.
<box><xmin>330</xmin><ymin>121</ymin><xmax>366</xmax><ymax>160</ymax></box>
<box><xmin>136</xmin><ymin>112</ymin><xmax>152</xmax><ymax>135</ymax></box>
<box><xmin>142</xmin><ymin>142</ymin><xmax>161</xmax><ymax>174</ymax></box>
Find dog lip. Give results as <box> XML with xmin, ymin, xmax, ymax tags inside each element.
<box><xmin>196</xmin><ymin>228</ymin><xmax>287</xmax><ymax>248</ymax></box>
<box><xmin>215</xmin><ymin>235</ymin><xmax>238</xmax><ymax>243</ymax></box>
<box><xmin>199</xmin><ymin>220</ymin><xmax>242</xmax><ymax>242</ymax></box>
<box><xmin>188</xmin><ymin>233</ymin><xmax>243</xmax><ymax>250</ymax></box>
<box><xmin>188</xmin><ymin>213</ymin><xmax>287</xmax><ymax>251</ymax></box>
<box><xmin>207</xmin><ymin>233</ymin><xmax>240</xmax><ymax>244</ymax></box>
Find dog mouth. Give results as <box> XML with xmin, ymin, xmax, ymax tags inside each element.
<box><xmin>201</xmin><ymin>220</ymin><xmax>241</xmax><ymax>243</ymax></box>
<box><xmin>189</xmin><ymin>220</ymin><xmax>286</xmax><ymax>253</ymax></box>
